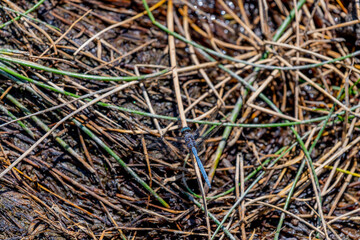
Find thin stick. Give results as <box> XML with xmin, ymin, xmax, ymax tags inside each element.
<box><xmin>40</xmin><ymin>9</ymin><xmax>92</xmax><ymax>57</ymax></box>
<box><xmin>167</xmin><ymin>0</ymin><xmax>186</xmax><ymax>128</ymax></box>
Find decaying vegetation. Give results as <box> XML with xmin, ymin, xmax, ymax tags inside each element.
<box><xmin>1</xmin><ymin>0</ymin><xmax>360</xmax><ymax>239</ymax></box>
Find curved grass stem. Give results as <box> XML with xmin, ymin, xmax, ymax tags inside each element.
<box><xmin>0</xmin><ymin>0</ymin><xmax>46</xmax><ymax>29</ymax></box>
<box><xmin>0</xmin><ymin>55</ymin><xmax>169</xmax><ymax>81</ymax></box>
<box><xmin>0</xmin><ymin>64</ymin><xmax>358</xmax><ymax>129</ymax></box>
